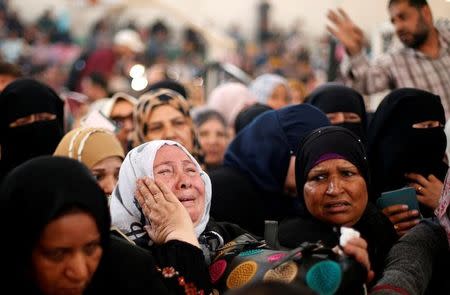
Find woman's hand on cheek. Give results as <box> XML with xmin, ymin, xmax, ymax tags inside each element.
<box><xmin>342</xmin><ymin>237</ymin><xmax>375</xmax><ymax>283</ymax></box>
<box><xmin>135</xmin><ymin>177</ymin><xmax>199</xmax><ymax>248</ymax></box>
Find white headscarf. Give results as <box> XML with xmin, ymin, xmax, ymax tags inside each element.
<box><xmin>110</xmin><ymin>140</ymin><xmax>212</xmax><ymax>241</ymax></box>
<box><xmin>249</xmin><ymin>73</ymin><xmax>289</xmax><ymax>105</ymax></box>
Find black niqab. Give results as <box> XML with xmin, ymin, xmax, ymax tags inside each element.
<box><xmin>368</xmin><ymin>88</ymin><xmax>447</xmax><ymax>201</ymax></box>
<box><xmin>307</xmin><ymin>83</ymin><xmax>368</xmax><ymax>145</ymax></box>
<box><xmin>0</xmin><ymin>79</ymin><xmax>64</xmax><ymax>180</ymax></box>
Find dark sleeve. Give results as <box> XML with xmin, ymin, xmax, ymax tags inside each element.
<box><xmin>356</xmin><ymin>204</ymin><xmax>397</xmax><ymax>281</ymax></box>
<box><xmin>152</xmin><ymin>240</ymin><xmax>212</xmax><ymax>293</ymax></box>
<box><xmin>90</xmin><ymin>236</ymin><xmax>169</xmax><ymax>294</ymax></box>
<box><xmin>370</xmin><ymin>220</ymin><xmax>448</xmax><ymax>295</ymax></box>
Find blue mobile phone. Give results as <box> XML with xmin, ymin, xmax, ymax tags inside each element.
<box><xmin>376</xmin><ymin>187</ymin><xmax>420</xmax><ymax>211</ymax></box>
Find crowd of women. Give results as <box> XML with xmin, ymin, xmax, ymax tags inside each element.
<box><xmin>1</xmin><ymin>75</ymin><xmax>450</xmax><ymax>295</ymax></box>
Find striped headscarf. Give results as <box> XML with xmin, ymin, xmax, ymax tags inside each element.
<box><xmin>134</xmin><ymin>88</ymin><xmax>192</xmax><ymax>144</ymax></box>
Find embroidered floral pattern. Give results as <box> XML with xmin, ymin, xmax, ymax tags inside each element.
<box><xmin>157</xmin><ymin>266</ymin><xmax>208</xmax><ymax>295</ymax></box>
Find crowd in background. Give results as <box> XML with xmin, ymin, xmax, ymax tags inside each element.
<box><xmin>1</xmin><ymin>0</ymin><xmax>450</xmax><ymax>294</ymax></box>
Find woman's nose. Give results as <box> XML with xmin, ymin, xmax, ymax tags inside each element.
<box><xmin>326</xmin><ymin>176</ymin><xmax>344</xmax><ymax>195</ymax></box>
<box><xmin>177</xmin><ymin>173</ymin><xmax>192</xmax><ymax>189</ymax></box>
<box><xmin>65</xmin><ymin>253</ymin><xmax>89</xmax><ymax>282</ymax></box>
<box><xmin>100</xmin><ymin>175</ymin><xmax>116</xmax><ymax>196</ymax></box>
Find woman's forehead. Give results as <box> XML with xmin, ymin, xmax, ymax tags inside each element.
<box><xmin>154</xmin><ymin>145</ymin><xmax>193</xmax><ymax>163</ymax></box>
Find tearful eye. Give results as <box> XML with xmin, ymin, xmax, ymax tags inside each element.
<box><xmin>157</xmin><ymin>170</ymin><xmax>171</xmax><ymax>175</ymax></box>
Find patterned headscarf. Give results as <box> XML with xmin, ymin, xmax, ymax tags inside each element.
<box><xmin>134</xmin><ymin>88</ymin><xmax>191</xmax><ymax>143</ymax></box>
<box><xmin>133</xmin><ymin>88</ymin><xmax>203</xmax><ymax>161</ymax></box>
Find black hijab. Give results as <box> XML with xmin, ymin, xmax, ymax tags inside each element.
<box><xmin>224</xmin><ymin>104</ymin><xmax>330</xmax><ymax>193</ymax></box>
<box><xmin>0</xmin><ymin>79</ymin><xmax>64</xmax><ymax>180</ymax></box>
<box><xmin>368</xmin><ymin>88</ymin><xmax>447</xmax><ymax>201</ymax></box>
<box><xmin>279</xmin><ymin>126</ymin><xmax>396</xmax><ymax>279</ymax></box>
<box><xmin>295</xmin><ymin>126</ymin><xmax>369</xmax><ymax>201</ymax></box>
<box><xmin>0</xmin><ymin>156</ymin><xmax>110</xmax><ymax>293</ymax></box>
<box><xmin>234</xmin><ymin>103</ymin><xmax>272</xmax><ymax>134</ymax></box>
<box><xmin>307</xmin><ymin>83</ymin><xmax>368</xmax><ymax>145</ymax></box>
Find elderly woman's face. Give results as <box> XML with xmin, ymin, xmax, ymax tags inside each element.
<box><xmin>31</xmin><ymin>211</ymin><xmax>103</xmax><ymax>295</ymax></box>
<box><xmin>153</xmin><ymin>145</ymin><xmax>205</xmax><ymax>225</ymax></box>
<box><xmin>303</xmin><ymin>159</ymin><xmax>368</xmax><ymax>226</ymax></box>
<box><xmin>145</xmin><ymin>105</ymin><xmax>194</xmax><ymax>152</ymax></box>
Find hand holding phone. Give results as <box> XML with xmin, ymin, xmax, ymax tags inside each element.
<box><xmin>377</xmin><ymin>187</ymin><xmax>421</xmax><ymax>236</ymax></box>
<box><xmin>376</xmin><ymin>187</ymin><xmax>420</xmax><ymax>211</ymax></box>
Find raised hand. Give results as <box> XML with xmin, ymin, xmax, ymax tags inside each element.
<box><xmin>342</xmin><ymin>237</ymin><xmax>375</xmax><ymax>283</ymax></box>
<box><xmin>135</xmin><ymin>177</ymin><xmax>199</xmax><ymax>247</ymax></box>
<box><xmin>327</xmin><ymin>8</ymin><xmax>365</xmax><ymax>56</ymax></box>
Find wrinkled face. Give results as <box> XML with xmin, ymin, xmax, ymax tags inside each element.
<box><xmin>389</xmin><ymin>1</ymin><xmax>430</xmax><ymax>48</ymax></box>
<box><xmin>110</xmin><ymin>100</ymin><xmax>134</xmax><ymax>151</ymax></box>
<box><xmin>31</xmin><ymin>212</ymin><xmax>103</xmax><ymax>295</ymax></box>
<box><xmin>304</xmin><ymin>159</ymin><xmax>368</xmax><ymax>226</ymax></box>
<box><xmin>267</xmin><ymin>84</ymin><xmax>290</xmax><ymax>110</ymax></box>
<box><xmin>197</xmin><ymin>119</ymin><xmax>228</xmax><ymax>166</ymax></box>
<box><xmin>91</xmin><ymin>156</ymin><xmax>122</xmax><ymax>196</ymax></box>
<box><xmin>153</xmin><ymin>145</ymin><xmax>206</xmax><ymax>225</ymax></box>
<box><xmin>145</xmin><ymin>105</ymin><xmax>194</xmax><ymax>152</ymax></box>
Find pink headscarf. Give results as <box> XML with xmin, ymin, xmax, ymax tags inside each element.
<box><xmin>207</xmin><ymin>82</ymin><xmax>256</xmax><ymax>126</ymax></box>
<box><xmin>435</xmin><ymin>169</ymin><xmax>450</xmax><ymax>246</ymax></box>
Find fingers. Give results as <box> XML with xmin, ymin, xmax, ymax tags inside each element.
<box><xmin>389</xmin><ymin>209</ymin><xmax>420</xmax><ymax>224</ymax></box>
<box><xmin>405</xmin><ymin>172</ymin><xmax>427</xmax><ymax>186</ymax></box>
<box><xmin>143</xmin><ymin>178</ymin><xmax>164</xmax><ymax>203</ymax></box>
<box><xmin>136</xmin><ymin>178</ymin><xmax>157</xmax><ymax>207</ymax></box>
<box><xmin>155</xmin><ymin>179</ymin><xmax>179</xmax><ymax>203</ymax></box>
<box><xmin>343</xmin><ymin>237</ymin><xmax>371</xmax><ymax>276</ymax></box>
<box><xmin>326</xmin><ymin>25</ymin><xmax>341</xmax><ymax>39</ymax></box>
<box><xmin>327</xmin><ymin>9</ymin><xmax>341</xmax><ymax>25</ymax></box>
<box><xmin>337</xmin><ymin>8</ymin><xmax>351</xmax><ymax>21</ymax></box>
<box><xmin>427</xmin><ymin>174</ymin><xmax>439</xmax><ymax>182</ymax></box>
<box><xmin>345</xmin><ymin>236</ymin><xmax>367</xmax><ymax>249</ymax></box>
<box><xmin>395</xmin><ymin>219</ymin><xmax>420</xmax><ymax>236</ymax></box>
<box><xmin>382</xmin><ymin>204</ymin><xmax>409</xmax><ymax>216</ymax></box>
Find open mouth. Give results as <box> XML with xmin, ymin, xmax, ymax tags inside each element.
<box><xmin>179</xmin><ymin>196</ymin><xmax>195</xmax><ymax>206</ymax></box>
<box><xmin>324</xmin><ymin>201</ymin><xmax>351</xmax><ymax>213</ymax></box>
